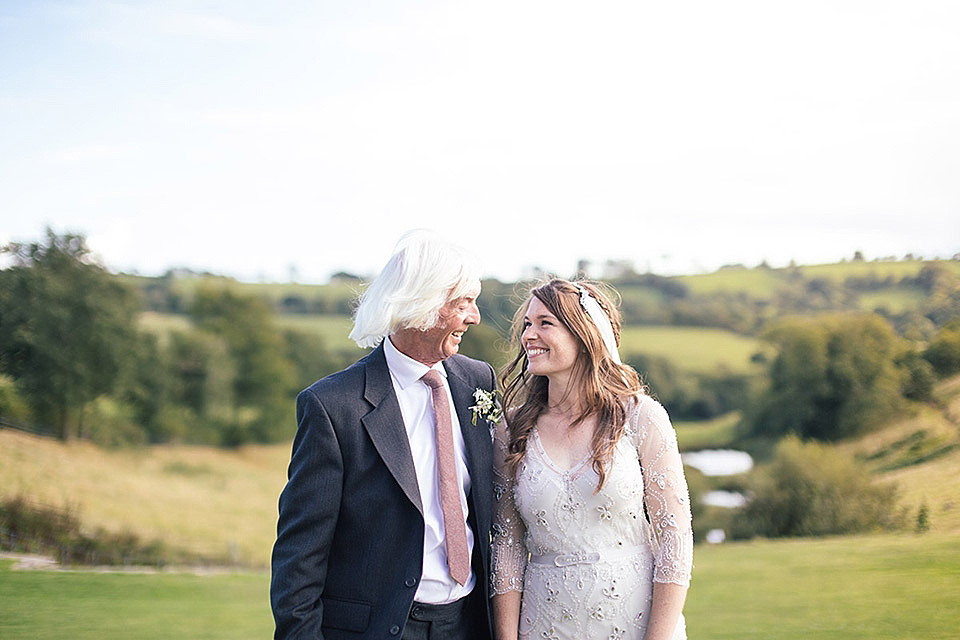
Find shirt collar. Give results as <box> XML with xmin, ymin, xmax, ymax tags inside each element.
<box><xmin>384</xmin><ymin>335</ymin><xmax>446</xmax><ymax>390</ymax></box>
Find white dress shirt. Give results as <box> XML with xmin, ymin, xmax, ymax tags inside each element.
<box><xmin>383</xmin><ymin>336</ymin><xmax>476</xmax><ymax>604</ymax></box>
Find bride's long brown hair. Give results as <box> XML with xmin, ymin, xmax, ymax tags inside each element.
<box><xmin>498</xmin><ymin>279</ymin><xmax>646</xmax><ymax>490</ymax></box>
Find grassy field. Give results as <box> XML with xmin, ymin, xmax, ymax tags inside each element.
<box><xmin>0</xmin><ymin>558</ymin><xmax>274</xmax><ymax>639</ymax></box>
<box><xmin>2</xmin><ymin>532</ymin><xmax>958</xmax><ymax>639</ymax></box>
<box><xmin>797</xmin><ymin>259</ymin><xmax>960</xmax><ymax>281</ymax></box>
<box><xmin>837</xmin><ymin>375</ymin><xmax>960</xmax><ymax>533</ymax></box>
<box><xmin>675</xmin><ymin>412</ymin><xmax>742</xmax><ymax>451</ymax></box>
<box><xmin>0</xmin><ymin>429</ymin><xmax>290</xmax><ymax>568</ymax></box>
<box><xmin>620</xmin><ymin>325</ymin><xmax>766</xmax><ymax>374</ymax></box>
<box><xmin>678</xmin><ymin>266</ymin><xmax>787</xmax><ymax>297</ymax></box>
<box><xmin>684</xmin><ymin>532</ymin><xmax>960</xmax><ymax>640</ymax></box>
<box><xmin>273</xmin><ymin>313</ymin><xmax>362</xmax><ymax>353</ymax></box>
<box><xmin>857</xmin><ymin>287</ymin><xmax>929</xmax><ymax>313</ymax></box>
<box><xmin>678</xmin><ymin>259</ymin><xmax>960</xmax><ymax>297</ymax></box>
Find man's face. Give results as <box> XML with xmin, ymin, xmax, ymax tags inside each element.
<box><xmin>400</xmin><ymin>289</ymin><xmax>481</xmax><ymax>365</ymax></box>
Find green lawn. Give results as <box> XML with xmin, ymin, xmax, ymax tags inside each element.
<box><xmin>3</xmin><ymin>533</ymin><xmax>957</xmax><ymax>640</ymax></box>
<box><xmin>0</xmin><ymin>561</ymin><xmax>273</xmax><ymax>639</ymax></box>
<box><xmin>686</xmin><ymin>533</ymin><xmax>960</xmax><ymax>640</ymax></box>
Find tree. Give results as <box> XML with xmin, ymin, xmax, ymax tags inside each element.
<box><xmin>747</xmin><ymin>313</ymin><xmax>903</xmax><ymax>440</ymax></box>
<box><xmin>0</xmin><ymin>229</ymin><xmax>139</xmax><ymax>439</ymax></box>
<box><xmin>188</xmin><ymin>285</ymin><xmax>295</xmax><ymax>444</ymax></box>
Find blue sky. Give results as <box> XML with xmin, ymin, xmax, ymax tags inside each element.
<box><xmin>2</xmin><ymin>0</ymin><xmax>958</xmax><ymax>283</ymax></box>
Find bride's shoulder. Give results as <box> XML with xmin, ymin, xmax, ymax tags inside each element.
<box><xmin>623</xmin><ymin>393</ymin><xmax>672</xmax><ymax>434</ymax></box>
<box><xmin>624</xmin><ymin>392</ymin><xmax>667</xmax><ymax>417</ymax></box>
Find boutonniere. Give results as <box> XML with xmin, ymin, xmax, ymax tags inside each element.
<box><xmin>470</xmin><ymin>388</ymin><xmax>503</xmax><ymax>425</ymax></box>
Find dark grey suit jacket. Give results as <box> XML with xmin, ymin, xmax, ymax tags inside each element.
<box><xmin>270</xmin><ymin>343</ymin><xmax>496</xmax><ymax>639</ymax></box>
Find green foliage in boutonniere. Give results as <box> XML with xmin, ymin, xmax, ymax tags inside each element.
<box><xmin>470</xmin><ymin>388</ymin><xmax>503</xmax><ymax>425</ymax></box>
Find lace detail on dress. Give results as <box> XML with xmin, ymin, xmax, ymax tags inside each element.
<box><xmin>489</xmin><ymin>396</ymin><xmax>692</xmax><ymax>639</ymax></box>
<box><xmin>491</xmin><ymin>419</ymin><xmax>528</xmax><ymax>595</ymax></box>
<box><xmin>625</xmin><ymin>397</ymin><xmax>693</xmax><ymax>586</ymax></box>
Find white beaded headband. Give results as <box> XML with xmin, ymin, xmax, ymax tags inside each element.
<box><xmin>574</xmin><ymin>284</ymin><xmax>622</xmax><ymax>365</ymax></box>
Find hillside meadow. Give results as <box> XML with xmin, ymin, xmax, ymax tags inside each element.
<box><xmin>677</xmin><ymin>258</ymin><xmax>960</xmax><ymax>297</ymax></box>
<box><xmin>0</xmin><ymin>429</ymin><xmax>290</xmax><ymax>568</ymax></box>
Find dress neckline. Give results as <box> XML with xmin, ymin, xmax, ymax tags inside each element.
<box><xmin>531</xmin><ymin>428</ymin><xmax>592</xmax><ymax>476</ymax></box>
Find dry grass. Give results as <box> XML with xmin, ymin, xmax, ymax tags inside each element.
<box><xmin>0</xmin><ymin>430</ymin><xmax>291</xmax><ymax>568</ymax></box>
<box><xmin>837</xmin><ymin>379</ymin><xmax>960</xmax><ymax>534</ymax></box>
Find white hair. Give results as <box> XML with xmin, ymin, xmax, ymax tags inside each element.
<box><xmin>349</xmin><ymin>229</ymin><xmax>482</xmax><ymax>348</ymax></box>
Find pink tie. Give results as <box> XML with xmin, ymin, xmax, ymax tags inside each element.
<box><xmin>421</xmin><ymin>370</ymin><xmax>471</xmax><ymax>586</ymax></box>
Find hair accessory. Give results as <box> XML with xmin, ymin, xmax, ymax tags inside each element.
<box><xmin>574</xmin><ymin>284</ymin><xmax>622</xmax><ymax>364</ymax></box>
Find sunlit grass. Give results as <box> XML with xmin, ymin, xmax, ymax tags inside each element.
<box><xmin>274</xmin><ymin>313</ymin><xmax>363</xmax><ymax>353</ymax></box>
<box><xmin>836</xmin><ymin>386</ymin><xmax>960</xmax><ymax>534</ymax></box>
<box><xmin>858</xmin><ymin>287</ymin><xmax>928</xmax><ymax>313</ymax></box>
<box><xmin>0</xmin><ymin>561</ymin><xmax>273</xmax><ymax>640</ymax></box>
<box><xmin>798</xmin><ymin>259</ymin><xmax>960</xmax><ymax>281</ymax></box>
<box><xmin>137</xmin><ymin>311</ymin><xmax>193</xmax><ymax>334</ymax></box>
<box><xmin>620</xmin><ymin>325</ymin><xmax>765</xmax><ymax>374</ymax></box>
<box><xmin>676</xmin><ymin>259</ymin><xmax>960</xmax><ymax>299</ymax></box>
<box><xmin>679</xmin><ymin>266</ymin><xmax>786</xmax><ymax>297</ymax></box>
<box><xmin>686</xmin><ymin>532</ymin><xmax>960</xmax><ymax>640</ymax></box>
<box><xmin>0</xmin><ymin>430</ymin><xmax>290</xmax><ymax>568</ymax></box>
<box><xmin>675</xmin><ymin>411</ymin><xmax>742</xmax><ymax>451</ymax></box>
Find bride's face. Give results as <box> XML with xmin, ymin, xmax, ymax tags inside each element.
<box><xmin>522</xmin><ymin>296</ymin><xmax>581</xmax><ymax>379</ymax></box>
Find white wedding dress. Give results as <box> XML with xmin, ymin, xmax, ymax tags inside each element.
<box><xmin>491</xmin><ymin>396</ymin><xmax>693</xmax><ymax>640</ymax></box>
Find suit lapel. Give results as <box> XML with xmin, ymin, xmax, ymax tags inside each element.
<box><xmin>361</xmin><ymin>345</ymin><xmax>423</xmax><ymax>514</ymax></box>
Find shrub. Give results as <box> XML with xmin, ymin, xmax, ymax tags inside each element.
<box><xmin>730</xmin><ymin>436</ymin><xmax>903</xmax><ymax>539</ymax></box>
<box><xmin>923</xmin><ymin>320</ymin><xmax>960</xmax><ymax>377</ymax></box>
<box><xmin>0</xmin><ymin>496</ymin><xmax>183</xmax><ymax>567</ymax></box>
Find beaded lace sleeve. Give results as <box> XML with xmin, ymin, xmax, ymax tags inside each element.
<box><xmin>630</xmin><ymin>396</ymin><xmax>693</xmax><ymax>586</ymax></box>
<box><xmin>489</xmin><ymin>419</ymin><xmax>528</xmax><ymax>595</ymax></box>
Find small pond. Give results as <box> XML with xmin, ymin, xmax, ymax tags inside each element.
<box><xmin>681</xmin><ymin>449</ymin><xmax>753</xmax><ymax>476</ymax></box>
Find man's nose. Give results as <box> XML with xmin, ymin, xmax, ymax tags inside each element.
<box><xmin>466</xmin><ymin>302</ymin><xmax>481</xmax><ymax>325</ymax></box>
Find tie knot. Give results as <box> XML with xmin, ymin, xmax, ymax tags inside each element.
<box><xmin>421</xmin><ymin>369</ymin><xmax>444</xmax><ymax>389</ymax></box>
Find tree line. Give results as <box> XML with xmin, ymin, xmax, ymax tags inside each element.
<box><xmin>0</xmin><ymin>230</ymin><xmax>352</xmax><ymax>445</ymax></box>
<box><xmin>2</xmin><ymin>229</ymin><xmax>959</xmax><ymax>447</ymax></box>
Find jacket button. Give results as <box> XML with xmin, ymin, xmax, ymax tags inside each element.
<box><xmin>390</xmin><ymin>625</ymin><xmax>401</xmax><ymax>635</ymax></box>
<box><xmin>404</xmin><ymin>577</ymin><xmax>416</xmax><ymax>587</ymax></box>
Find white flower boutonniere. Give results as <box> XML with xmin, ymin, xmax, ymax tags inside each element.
<box><xmin>470</xmin><ymin>388</ymin><xmax>503</xmax><ymax>426</ymax></box>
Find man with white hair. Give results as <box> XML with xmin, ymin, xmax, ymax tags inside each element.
<box><xmin>271</xmin><ymin>230</ymin><xmax>496</xmax><ymax>640</ymax></box>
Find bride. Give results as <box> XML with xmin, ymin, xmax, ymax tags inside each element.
<box><xmin>490</xmin><ymin>279</ymin><xmax>693</xmax><ymax>640</ymax></box>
